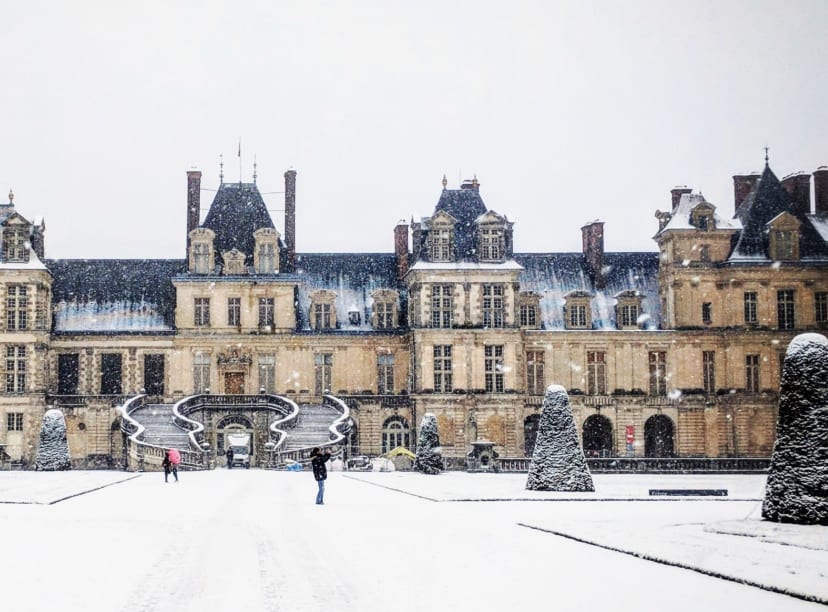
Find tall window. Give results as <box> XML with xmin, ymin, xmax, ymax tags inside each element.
<box><xmin>5</xmin><ymin>345</ymin><xmax>26</xmax><ymax>393</ymax></box>
<box><xmin>381</xmin><ymin>416</ymin><xmax>410</xmax><ymax>453</ymax></box>
<box><xmin>744</xmin><ymin>292</ymin><xmax>758</xmax><ymax>324</ymax></box>
<box><xmin>314</xmin><ymin>353</ymin><xmax>333</xmax><ymax>395</ymax></box>
<box><xmin>313</xmin><ymin>303</ymin><xmax>332</xmax><ymax>329</ymax></box>
<box><xmin>375</xmin><ymin>302</ymin><xmax>394</xmax><ymax>330</ymax></box>
<box><xmin>377</xmin><ymin>354</ymin><xmax>394</xmax><ymax>394</ymax></box>
<box><xmin>258</xmin><ymin>354</ymin><xmax>275</xmax><ymax>393</ymax></box>
<box><xmin>587</xmin><ymin>351</ymin><xmax>606</xmax><ymax>395</ymax></box>
<box><xmin>57</xmin><ymin>354</ymin><xmax>80</xmax><ymax>395</ymax></box>
<box><xmin>777</xmin><ymin>290</ymin><xmax>795</xmax><ymax>330</ymax></box>
<box><xmin>702</xmin><ymin>351</ymin><xmax>716</xmax><ymax>393</ymax></box>
<box><xmin>100</xmin><ymin>353</ymin><xmax>123</xmax><ymax>395</ymax></box>
<box><xmin>6</xmin><ymin>285</ymin><xmax>28</xmax><ymax>331</ymax></box>
<box><xmin>568</xmin><ymin>304</ymin><xmax>588</xmax><ymax>328</ymax></box>
<box><xmin>433</xmin><ymin>345</ymin><xmax>453</xmax><ymax>392</ymax></box>
<box><xmin>257</xmin><ymin>243</ymin><xmax>276</xmax><ymax>274</ymax></box>
<box><xmin>193</xmin><ymin>242</ymin><xmax>210</xmax><ymax>274</ymax></box>
<box><xmin>479</xmin><ymin>227</ymin><xmax>503</xmax><ymax>260</ymax></box>
<box><xmin>484</xmin><ymin>345</ymin><xmax>504</xmax><ymax>393</ymax></box>
<box><xmin>815</xmin><ymin>291</ymin><xmax>827</xmax><ymax>325</ymax></box>
<box><xmin>774</xmin><ymin>230</ymin><xmax>796</xmax><ymax>260</ymax></box>
<box><xmin>519</xmin><ymin>303</ymin><xmax>537</xmax><ymax>327</ymax></box>
<box><xmin>193</xmin><ymin>352</ymin><xmax>210</xmax><ymax>393</ymax></box>
<box><xmin>227</xmin><ymin>298</ymin><xmax>241</xmax><ymax>327</ymax></box>
<box><xmin>648</xmin><ymin>351</ymin><xmax>666</xmax><ymax>396</ymax></box>
<box><xmin>194</xmin><ymin>298</ymin><xmax>210</xmax><ymax>326</ymax></box>
<box><xmin>702</xmin><ymin>302</ymin><xmax>712</xmax><ymax>324</ymax></box>
<box><xmin>482</xmin><ymin>284</ymin><xmax>504</xmax><ymax>328</ymax></box>
<box><xmin>3</xmin><ymin>229</ymin><xmax>27</xmax><ymax>262</ymax></box>
<box><xmin>618</xmin><ymin>303</ymin><xmax>639</xmax><ymax>328</ymax></box>
<box><xmin>144</xmin><ymin>354</ymin><xmax>165</xmax><ymax>396</ymax></box>
<box><xmin>6</xmin><ymin>412</ymin><xmax>23</xmax><ymax>431</ymax></box>
<box><xmin>526</xmin><ymin>351</ymin><xmax>545</xmax><ymax>394</ymax></box>
<box><xmin>431</xmin><ymin>285</ymin><xmax>453</xmax><ymax>328</ymax></box>
<box><xmin>745</xmin><ymin>354</ymin><xmax>760</xmax><ymax>393</ymax></box>
<box><xmin>259</xmin><ymin>298</ymin><xmax>275</xmax><ymax>327</ymax></box>
<box><xmin>430</xmin><ymin>228</ymin><xmax>452</xmax><ymax>261</ymax></box>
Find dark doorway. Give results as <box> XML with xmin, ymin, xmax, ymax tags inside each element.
<box><xmin>644</xmin><ymin>414</ymin><xmax>675</xmax><ymax>457</ymax></box>
<box><xmin>583</xmin><ymin>414</ymin><xmax>613</xmax><ymax>457</ymax></box>
<box><xmin>523</xmin><ymin>414</ymin><xmax>540</xmax><ymax>457</ymax></box>
<box><xmin>101</xmin><ymin>354</ymin><xmax>123</xmax><ymax>395</ymax></box>
<box><xmin>144</xmin><ymin>354</ymin><xmax>165</xmax><ymax>396</ymax></box>
<box><xmin>57</xmin><ymin>353</ymin><xmax>79</xmax><ymax>395</ymax></box>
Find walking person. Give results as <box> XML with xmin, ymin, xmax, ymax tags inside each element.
<box><xmin>310</xmin><ymin>447</ymin><xmax>333</xmax><ymax>504</ymax></box>
<box><xmin>226</xmin><ymin>446</ymin><xmax>234</xmax><ymax>469</ymax></box>
<box><xmin>162</xmin><ymin>449</ymin><xmax>173</xmax><ymax>483</ymax></box>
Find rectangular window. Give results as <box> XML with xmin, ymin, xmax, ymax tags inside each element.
<box><xmin>815</xmin><ymin>291</ymin><xmax>827</xmax><ymax>324</ymax></box>
<box><xmin>648</xmin><ymin>351</ymin><xmax>666</xmax><ymax>396</ymax></box>
<box><xmin>314</xmin><ymin>353</ymin><xmax>333</xmax><ymax>395</ymax></box>
<box><xmin>194</xmin><ymin>298</ymin><xmax>210</xmax><ymax>326</ymax></box>
<box><xmin>480</xmin><ymin>227</ymin><xmax>502</xmax><ymax>260</ymax></box>
<box><xmin>777</xmin><ymin>289</ymin><xmax>795</xmax><ymax>330</ymax></box>
<box><xmin>35</xmin><ymin>288</ymin><xmax>47</xmax><ymax>330</ymax></box>
<box><xmin>193</xmin><ymin>352</ymin><xmax>211</xmax><ymax>393</ymax></box>
<box><xmin>702</xmin><ymin>302</ymin><xmax>712</xmax><ymax>324</ymax></box>
<box><xmin>702</xmin><ymin>351</ymin><xmax>716</xmax><ymax>394</ymax></box>
<box><xmin>193</xmin><ymin>243</ymin><xmax>210</xmax><ymax>274</ymax></box>
<box><xmin>6</xmin><ymin>285</ymin><xmax>28</xmax><ymax>331</ymax></box>
<box><xmin>431</xmin><ymin>285</ymin><xmax>453</xmax><ymax>328</ymax></box>
<box><xmin>227</xmin><ymin>298</ymin><xmax>241</xmax><ymax>327</ymax></box>
<box><xmin>6</xmin><ymin>412</ymin><xmax>23</xmax><ymax>431</ymax></box>
<box><xmin>257</xmin><ymin>243</ymin><xmax>276</xmax><ymax>274</ymax></box>
<box><xmin>314</xmin><ymin>303</ymin><xmax>332</xmax><ymax>329</ymax></box>
<box><xmin>587</xmin><ymin>351</ymin><xmax>606</xmax><ymax>395</ymax></box>
<box><xmin>377</xmin><ymin>354</ymin><xmax>395</xmax><ymax>394</ymax></box>
<box><xmin>5</xmin><ymin>345</ymin><xmax>26</xmax><ymax>393</ymax></box>
<box><xmin>482</xmin><ymin>284</ymin><xmax>504</xmax><ymax>328</ymax></box>
<box><xmin>526</xmin><ymin>350</ymin><xmax>545</xmax><ymax>395</ymax></box>
<box><xmin>3</xmin><ymin>229</ymin><xmax>27</xmax><ymax>262</ymax></box>
<box><xmin>57</xmin><ymin>353</ymin><xmax>80</xmax><ymax>395</ymax></box>
<box><xmin>568</xmin><ymin>304</ymin><xmax>588</xmax><ymax>328</ymax></box>
<box><xmin>519</xmin><ymin>303</ymin><xmax>537</xmax><ymax>327</ymax></box>
<box><xmin>259</xmin><ymin>298</ymin><xmax>275</xmax><ymax>327</ymax></box>
<box><xmin>430</xmin><ymin>228</ymin><xmax>452</xmax><ymax>261</ymax></box>
<box><xmin>744</xmin><ymin>291</ymin><xmax>757</xmax><ymax>324</ymax></box>
<box><xmin>484</xmin><ymin>345</ymin><xmax>504</xmax><ymax>393</ymax></box>
<box><xmin>433</xmin><ymin>345</ymin><xmax>453</xmax><ymax>392</ymax></box>
<box><xmin>100</xmin><ymin>353</ymin><xmax>123</xmax><ymax>395</ymax></box>
<box><xmin>619</xmin><ymin>304</ymin><xmax>639</xmax><ymax>327</ymax></box>
<box><xmin>258</xmin><ymin>354</ymin><xmax>275</xmax><ymax>394</ymax></box>
<box><xmin>144</xmin><ymin>354</ymin><xmax>165</xmax><ymax>396</ymax></box>
<box><xmin>375</xmin><ymin>302</ymin><xmax>394</xmax><ymax>330</ymax></box>
<box><xmin>745</xmin><ymin>354</ymin><xmax>760</xmax><ymax>394</ymax></box>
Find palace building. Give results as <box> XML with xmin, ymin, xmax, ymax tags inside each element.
<box><xmin>1</xmin><ymin>157</ymin><xmax>827</xmax><ymax>468</ymax></box>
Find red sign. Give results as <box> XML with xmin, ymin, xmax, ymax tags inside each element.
<box><xmin>625</xmin><ymin>425</ymin><xmax>635</xmax><ymax>444</ymax></box>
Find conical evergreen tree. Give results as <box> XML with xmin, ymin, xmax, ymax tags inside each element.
<box><xmin>414</xmin><ymin>413</ymin><xmax>443</xmax><ymax>475</ymax></box>
<box><xmin>36</xmin><ymin>409</ymin><xmax>71</xmax><ymax>471</ymax></box>
<box><xmin>526</xmin><ymin>385</ymin><xmax>594</xmax><ymax>491</ymax></box>
<box><xmin>763</xmin><ymin>333</ymin><xmax>828</xmax><ymax>525</ymax></box>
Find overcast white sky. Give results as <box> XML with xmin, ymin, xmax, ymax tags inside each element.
<box><xmin>2</xmin><ymin>1</ymin><xmax>828</xmax><ymax>259</ymax></box>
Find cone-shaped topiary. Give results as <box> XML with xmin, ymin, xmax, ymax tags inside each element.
<box><xmin>414</xmin><ymin>412</ymin><xmax>443</xmax><ymax>475</ymax></box>
<box><xmin>762</xmin><ymin>333</ymin><xmax>828</xmax><ymax>525</ymax></box>
<box><xmin>36</xmin><ymin>409</ymin><xmax>71</xmax><ymax>471</ymax></box>
<box><xmin>526</xmin><ymin>384</ymin><xmax>594</xmax><ymax>491</ymax></box>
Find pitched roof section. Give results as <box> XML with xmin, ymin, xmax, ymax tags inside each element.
<box><xmin>656</xmin><ymin>192</ymin><xmax>740</xmax><ymax>234</ymax></box>
<box><xmin>434</xmin><ymin>186</ymin><xmax>488</xmax><ymax>259</ymax></box>
<box><xmin>201</xmin><ymin>183</ymin><xmax>275</xmax><ymax>263</ymax></box>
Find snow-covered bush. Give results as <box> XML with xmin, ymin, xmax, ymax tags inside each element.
<box><xmin>762</xmin><ymin>333</ymin><xmax>828</xmax><ymax>525</ymax></box>
<box><xmin>414</xmin><ymin>413</ymin><xmax>443</xmax><ymax>475</ymax></box>
<box><xmin>36</xmin><ymin>409</ymin><xmax>71</xmax><ymax>471</ymax></box>
<box><xmin>526</xmin><ymin>384</ymin><xmax>594</xmax><ymax>491</ymax></box>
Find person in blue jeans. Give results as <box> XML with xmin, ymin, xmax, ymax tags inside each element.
<box><xmin>310</xmin><ymin>447</ymin><xmax>332</xmax><ymax>504</ymax></box>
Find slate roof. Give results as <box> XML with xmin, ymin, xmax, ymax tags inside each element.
<box><xmin>434</xmin><ymin>186</ymin><xmax>488</xmax><ymax>259</ymax></box>
<box><xmin>201</xmin><ymin>182</ymin><xmax>276</xmax><ymax>264</ymax></box>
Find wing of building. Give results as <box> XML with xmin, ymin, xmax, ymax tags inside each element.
<box><xmin>1</xmin><ymin>161</ymin><xmax>827</xmax><ymax>469</ymax></box>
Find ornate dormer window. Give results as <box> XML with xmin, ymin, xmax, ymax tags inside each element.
<box><xmin>222</xmin><ymin>249</ymin><xmax>246</xmax><ymax>275</ymax></box>
<box><xmin>372</xmin><ymin>289</ymin><xmax>399</xmax><ymax>330</ymax></box>
<box><xmin>518</xmin><ymin>292</ymin><xmax>541</xmax><ymax>329</ymax></box>
<box><xmin>2</xmin><ymin>220</ymin><xmax>29</xmax><ymax>263</ymax></box>
<box><xmin>427</xmin><ymin>212</ymin><xmax>455</xmax><ymax>262</ymax></box>
<box><xmin>309</xmin><ymin>289</ymin><xmax>337</xmax><ymax>331</ymax></box>
<box><xmin>254</xmin><ymin>228</ymin><xmax>280</xmax><ymax>274</ymax></box>
<box><xmin>767</xmin><ymin>212</ymin><xmax>800</xmax><ymax>261</ymax></box>
<box><xmin>690</xmin><ymin>202</ymin><xmax>716</xmax><ymax>231</ymax></box>
<box><xmin>189</xmin><ymin>228</ymin><xmax>215</xmax><ymax>274</ymax></box>
<box><xmin>615</xmin><ymin>290</ymin><xmax>644</xmax><ymax>329</ymax></box>
<box><xmin>476</xmin><ymin>211</ymin><xmax>509</xmax><ymax>262</ymax></box>
<box><xmin>563</xmin><ymin>290</ymin><xmax>593</xmax><ymax>329</ymax></box>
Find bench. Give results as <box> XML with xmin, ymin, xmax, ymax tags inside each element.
<box><xmin>649</xmin><ymin>489</ymin><xmax>728</xmax><ymax>496</ymax></box>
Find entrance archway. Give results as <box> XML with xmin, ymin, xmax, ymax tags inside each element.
<box><xmin>644</xmin><ymin>414</ymin><xmax>675</xmax><ymax>457</ymax></box>
<box><xmin>217</xmin><ymin>414</ymin><xmax>254</xmax><ymax>463</ymax></box>
<box><xmin>582</xmin><ymin>414</ymin><xmax>613</xmax><ymax>457</ymax></box>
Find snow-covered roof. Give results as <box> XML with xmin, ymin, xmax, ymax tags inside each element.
<box><xmin>409</xmin><ymin>260</ymin><xmax>523</xmax><ymax>271</ymax></box>
<box><xmin>657</xmin><ymin>193</ymin><xmax>740</xmax><ymax>234</ymax></box>
<box><xmin>807</xmin><ymin>214</ymin><xmax>828</xmax><ymax>242</ymax></box>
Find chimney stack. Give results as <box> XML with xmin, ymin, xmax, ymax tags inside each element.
<box><xmin>186</xmin><ymin>169</ymin><xmax>202</xmax><ymax>257</ymax></box>
<box><xmin>814</xmin><ymin>166</ymin><xmax>828</xmax><ymax>215</ymax></box>
<box><xmin>394</xmin><ymin>222</ymin><xmax>409</xmax><ymax>283</ymax></box>
<box><xmin>733</xmin><ymin>172</ymin><xmax>760</xmax><ymax>213</ymax></box>
<box><xmin>581</xmin><ymin>221</ymin><xmax>605</xmax><ymax>290</ymax></box>
<box><xmin>670</xmin><ymin>186</ymin><xmax>692</xmax><ymax>210</ymax></box>
<box><xmin>284</xmin><ymin>169</ymin><xmax>297</xmax><ymax>272</ymax></box>
<box><xmin>781</xmin><ymin>173</ymin><xmax>812</xmax><ymax>216</ymax></box>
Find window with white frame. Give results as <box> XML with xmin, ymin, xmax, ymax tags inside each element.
<box><xmin>193</xmin><ymin>352</ymin><xmax>211</xmax><ymax>393</ymax></box>
<box><xmin>258</xmin><ymin>298</ymin><xmax>275</xmax><ymax>327</ymax></box>
<box><xmin>648</xmin><ymin>351</ymin><xmax>666</xmax><ymax>396</ymax></box>
<box><xmin>6</xmin><ymin>285</ymin><xmax>28</xmax><ymax>331</ymax></box>
<box><xmin>193</xmin><ymin>242</ymin><xmax>211</xmax><ymax>274</ymax></box>
<box><xmin>433</xmin><ymin>345</ymin><xmax>452</xmax><ymax>392</ymax></box>
<box><xmin>526</xmin><ymin>350</ymin><xmax>544</xmax><ymax>395</ymax></box>
<box><xmin>227</xmin><ymin>297</ymin><xmax>241</xmax><ymax>327</ymax></box>
<box><xmin>257</xmin><ymin>242</ymin><xmax>276</xmax><ymax>274</ymax></box>
<box><xmin>194</xmin><ymin>298</ymin><xmax>210</xmax><ymax>326</ymax></box>
<box><xmin>482</xmin><ymin>284</ymin><xmax>504</xmax><ymax>328</ymax></box>
<box><xmin>587</xmin><ymin>351</ymin><xmax>606</xmax><ymax>395</ymax></box>
<box><xmin>429</xmin><ymin>227</ymin><xmax>453</xmax><ymax>261</ymax></box>
<box><xmin>744</xmin><ymin>291</ymin><xmax>758</xmax><ymax>324</ymax></box>
<box><xmin>745</xmin><ymin>354</ymin><xmax>760</xmax><ymax>393</ymax></box>
<box><xmin>7</xmin><ymin>412</ymin><xmax>23</xmax><ymax>431</ymax></box>
<box><xmin>479</xmin><ymin>226</ymin><xmax>503</xmax><ymax>261</ymax></box>
<box><xmin>431</xmin><ymin>285</ymin><xmax>453</xmax><ymax>328</ymax></box>
<box><xmin>5</xmin><ymin>345</ymin><xmax>26</xmax><ymax>393</ymax></box>
<box><xmin>375</xmin><ymin>302</ymin><xmax>394</xmax><ymax>330</ymax></box>
<box><xmin>3</xmin><ymin>228</ymin><xmax>27</xmax><ymax>262</ymax></box>
<box><xmin>816</xmin><ymin>291</ymin><xmax>828</xmax><ymax>325</ymax></box>
<box><xmin>314</xmin><ymin>353</ymin><xmax>333</xmax><ymax>395</ymax></box>
<box><xmin>777</xmin><ymin>290</ymin><xmax>795</xmax><ymax>330</ymax></box>
<box><xmin>377</xmin><ymin>354</ymin><xmax>394</xmax><ymax>394</ymax></box>
<box><xmin>258</xmin><ymin>354</ymin><xmax>276</xmax><ymax>393</ymax></box>
<box><xmin>485</xmin><ymin>345</ymin><xmax>504</xmax><ymax>393</ymax></box>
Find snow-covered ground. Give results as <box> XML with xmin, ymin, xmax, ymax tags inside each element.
<box><xmin>0</xmin><ymin>470</ymin><xmax>825</xmax><ymax>611</ymax></box>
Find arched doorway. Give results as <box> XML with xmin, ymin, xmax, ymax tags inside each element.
<box><xmin>644</xmin><ymin>414</ymin><xmax>675</xmax><ymax>457</ymax></box>
<box><xmin>523</xmin><ymin>414</ymin><xmax>540</xmax><ymax>457</ymax></box>
<box><xmin>217</xmin><ymin>414</ymin><xmax>254</xmax><ymax>464</ymax></box>
<box><xmin>582</xmin><ymin>414</ymin><xmax>613</xmax><ymax>457</ymax></box>
<box><xmin>381</xmin><ymin>416</ymin><xmax>410</xmax><ymax>454</ymax></box>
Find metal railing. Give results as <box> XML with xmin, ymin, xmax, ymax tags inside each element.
<box><xmin>498</xmin><ymin>456</ymin><xmax>770</xmax><ymax>473</ymax></box>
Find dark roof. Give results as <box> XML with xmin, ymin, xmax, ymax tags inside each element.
<box><xmin>434</xmin><ymin>187</ymin><xmax>488</xmax><ymax>259</ymax></box>
<box><xmin>201</xmin><ymin>183</ymin><xmax>275</xmax><ymax>263</ymax></box>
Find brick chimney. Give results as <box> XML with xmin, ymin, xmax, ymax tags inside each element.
<box><xmin>186</xmin><ymin>169</ymin><xmax>202</xmax><ymax>257</ymax></box>
<box><xmin>670</xmin><ymin>186</ymin><xmax>692</xmax><ymax>210</ymax></box>
<box><xmin>284</xmin><ymin>169</ymin><xmax>297</xmax><ymax>272</ymax></box>
<box><xmin>781</xmin><ymin>173</ymin><xmax>812</xmax><ymax>216</ymax></box>
<box><xmin>394</xmin><ymin>221</ymin><xmax>409</xmax><ymax>283</ymax></box>
<box><xmin>733</xmin><ymin>173</ymin><xmax>760</xmax><ymax>213</ymax></box>
<box><xmin>814</xmin><ymin>166</ymin><xmax>828</xmax><ymax>215</ymax></box>
<box><xmin>581</xmin><ymin>221</ymin><xmax>605</xmax><ymax>289</ymax></box>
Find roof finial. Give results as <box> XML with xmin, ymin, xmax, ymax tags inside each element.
<box><xmin>253</xmin><ymin>154</ymin><xmax>258</xmax><ymax>185</ymax></box>
<box><xmin>472</xmin><ymin>174</ymin><xmax>479</xmax><ymax>188</ymax></box>
<box><xmin>219</xmin><ymin>154</ymin><xmax>224</xmax><ymax>183</ymax></box>
<box><xmin>764</xmin><ymin>145</ymin><xmax>770</xmax><ymax>167</ymax></box>
<box><xmin>7</xmin><ymin>189</ymin><xmax>13</xmax><ymax>204</ymax></box>
<box><xmin>442</xmin><ymin>174</ymin><xmax>447</xmax><ymax>189</ymax></box>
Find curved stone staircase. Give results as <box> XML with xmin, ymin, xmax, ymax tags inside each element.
<box><xmin>129</xmin><ymin>403</ymin><xmax>191</xmax><ymax>449</ymax></box>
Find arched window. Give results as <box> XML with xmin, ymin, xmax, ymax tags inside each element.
<box><xmin>644</xmin><ymin>414</ymin><xmax>675</xmax><ymax>457</ymax></box>
<box><xmin>582</xmin><ymin>414</ymin><xmax>613</xmax><ymax>457</ymax></box>
<box><xmin>382</xmin><ymin>416</ymin><xmax>410</xmax><ymax>453</ymax></box>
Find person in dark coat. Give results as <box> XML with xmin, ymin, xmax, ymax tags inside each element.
<box><xmin>162</xmin><ymin>450</ymin><xmax>173</xmax><ymax>483</ymax></box>
<box><xmin>226</xmin><ymin>447</ymin><xmax>234</xmax><ymax>469</ymax></box>
<box><xmin>310</xmin><ymin>447</ymin><xmax>333</xmax><ymax>504</ymax></box>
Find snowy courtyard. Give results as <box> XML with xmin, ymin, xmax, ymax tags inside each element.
<box><xmin>0</xmin><ymin>470</ymin><xmax>825</xmax><ymax>612</ymax></box>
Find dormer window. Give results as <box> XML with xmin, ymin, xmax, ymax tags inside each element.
<box><xmin>254</xmin><ymin>228</ymin><xmax>280</xmax><ymax>274</ymax></box>
<box><xmin>2</xmin><ymin>227</ymin><xmax>28</xmax><ymax>263</ymax></box>
<box><xmin>188</xmin><ymin>228</ymin><xmax>215</xmax><ymax>274</ymax></box>
<box><xmin>615</xmin><ymin>290</ymin><xmax>644</xmax><ymax>329</ymax></box>
<box><xmin>690</xmin><ymin>202</ymin><xmax>716</xmax><ymax>231</ymax></box>
<box><xmin>518</xmin><ymin>292</ymin><xmax>541</xmax><ymax>329</ymax></box>
<box><xmin>193</xmin><ymin>243</ymin><xmax>211</xmax><ymax>274</ymax></box>
<box><xmin>372</xmin><ymin>289</ymin><xmax>399</xmax><ymax>330</ymax></box>
<box><xmin>309</xmin><ymin>290</ymin><xmax>337</xmax><ymax>331</ymax></box>
<box><xmin>767</xmin><ymin>212</ymin><xmax>801</xmax><ymax>261</ymax></box>
<box><xmin>430</xmin><ymin>227</ymin><xmax>453</xmax><ymax>261</ymax></box>
<box><xmin>564</xmin><ymin>291</ymin><xmax>593</xmax><ymax>329</ymax></box>
<box><xmin>479</xmin><ymin>226</ymin><xmax>503</xmax><ymax>261</ymax></box>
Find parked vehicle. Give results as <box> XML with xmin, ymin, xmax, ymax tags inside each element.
<box><xmin>226</xmin><ymin>433</ymin><xmax>251</xmax><ymax>468</ymax></box>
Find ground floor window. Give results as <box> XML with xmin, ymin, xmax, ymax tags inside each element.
<box><xmin>382</xmin><ymin>416</ymin><xmax>410</xmax><ymax>453</ymax></box>
<box><xmin>582</xmin><ymin>414</ymin><xmax>613</xmax><ymax>457</ymax></box>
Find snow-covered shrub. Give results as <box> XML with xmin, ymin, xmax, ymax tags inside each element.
<box><xmin>762</xmin><ymin>333</ymin><xmax>828</xmax><ymax>525</ymax></box>
<box><xmin>36</xmin><ymin>409</ymin><xmax>71</xmax><ymax>471</ymax></box>
<box><xmin>414</xmin><ymin>413</ymin><xmax>443</xmax><ymax>475</ymax></box>
<box><xmin>526</xmin><ymin>384</ymin><xmax>594</xmax><ymax>491</ymax></box>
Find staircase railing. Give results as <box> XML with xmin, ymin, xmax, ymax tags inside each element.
<box><xmin>266</xmin><ymin>394</ymin><xmax>350</xmax><ymax>469</ymax></box>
